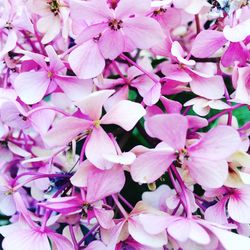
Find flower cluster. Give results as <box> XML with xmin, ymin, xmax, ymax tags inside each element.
<box><xmin>0</xmin><ymin>0</ymin><xmax>250</xmax><ymax>249</ymax></box>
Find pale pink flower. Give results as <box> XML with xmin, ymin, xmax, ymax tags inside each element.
<box><xmin>131</xmin><ymin>113</ymin><xmax>241</xmax><ymax>188</ymax></box>
<box><xmin>231</xmin><ymin>65</ymin><xmax>250</xmax><ymax>105</ymax></box>
<box><xmin>43</xmin><ymin>90</ymin><xmax>145</xmax><ymax>169</ymax></box>
<box><xmin>13</xmin><ymin>45</ymin><xmax>92</xmax><ymax>104</ymax></box>
<box><xmin>28</xmin><ymin>0</ymin><xmax>71</xmax><ymax>44</ymax></box>
<box><xmin>161</xmin><ymin>41</ymin><xmax>226</xmax><ymax>99</ymax></box>
<box><xmin>184</xmin><ymin>97</ymin><xmax>230</xmax><ymax>116</ymax></box>
<box><xmin>0</xmin><ymin>192</ymin><xmax>74</xmax><ymax>250</ymax></box>
<box><xmin>205</xmin><ymin>185</ymin><xmax>250</xmax><ymax>224</ymax></box>
<box><xmin>68</xmin><ymin>0</ymin><xmax>164</xmax><ymax>79</ymax></box>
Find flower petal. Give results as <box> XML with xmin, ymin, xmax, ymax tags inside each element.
<box><xmin>85</xmin><ymin>127</ymin><xmax>117</xmax><ymax>169</ymax></box>
<box><xmin>146</xmin><ymin>114</ymin><xmax>188</xmax><ymax>149</ymax></box>
<box><xmin>187</xmin><ymin>158</ymin><xmax>228</xmax><ymax>188</ymax></box>
<box><xmin>188</xmin><ymin>126</ymin><xmax>241</xmax><ymax>160</ymax></box>
<box><xmin>68</xmin><ymin>40</ymin><xmax>105</xmax><ymax>79</ymax></box>
<box><xmin>76</xmin><ymin>90</ymin><xmax>114</xmax><ymax>120</ymax></box>
<box><xmin>130</xmin><ymin>150</ymin><xmax>176</xmax><ymax>183</ymax></box>
<box><xmin>101</xmin><ymin>100</ymin><xmax>146</xmax><ymax>131</ymax></box>
<box><xmin>99</xmin><ymin>29</ymin><xmax>124</xmax><ymax>59</ymax></box>
<box><xmin>13</xmin><ymin>71</ymin><xmax>49</xmax><ymax>104</ymax></box>
<box><xmin>43</xmin><ymin>117</ymin><xmax>92</xmax><ymax>147</ymax></box>
<box><xmin>123</xmin><ymin>17</ymin><xmax>164</xmax><ymax>49</ymax></box>
<box><xmin>191</xmin><ymin>30</ymin><xmax>227</xmax><ymax>58</ymax></box>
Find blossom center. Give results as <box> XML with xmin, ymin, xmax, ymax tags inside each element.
<box><xmin>18</xmin><ymin>113</ymin><xmax>27</xmax><ymax>121</ymax></box>
<box><xmin>47</xmin><ymin>0</ymin><xmax>60</xmax><ymax>15</ymax></box>
<box><xmin>93</xmin><ymin>120</ymin><xmax>101</xmax><ymax>128</ymax></box>
<box><xmin>176</xmin><ymin>148</ymin><xmax>189</xmax><ymax>163</ymax></box>
<box><xmin>153</xmin><ymin>7</ymin><xmax>167</xmax><ymax>16</ymax></box>
<box><xmin>108</xmin><ymin>18</ymin><xmax>123</xmax><ymax>31</ymax></box>
<box><xmin>4</xmin><ymin>189</ymin><xmax>13</xmax><ymax>196</ymax></box>
<box><xmin>47</xmin><ymin>71</ymin><xmax>53</xmax><ymax>78</ymax></box>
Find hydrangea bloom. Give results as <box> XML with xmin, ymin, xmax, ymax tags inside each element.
<box><xmin>0</xmin><ymin>0</ymin><xmax>249</xmax><ymax>249</ymax></box>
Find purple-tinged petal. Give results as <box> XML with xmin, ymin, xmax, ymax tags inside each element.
<box><xmin>43</xmin><ymin>117</ymin><xmax>92</xmax><ymax>147</ymax></box>
<box><xmin>130</xmin><ymin>149</ymin><xmax>176</xmax><ymax>183</ymax></box>
<box><xmin>86</xmin><ymin>165</ymin><xmax>125</xmax><ymax>202</ymax></box>
<box><xmin>54</xmin><ymin>75</ymin><xmax>93</xmax><ymax>101</ymax></box>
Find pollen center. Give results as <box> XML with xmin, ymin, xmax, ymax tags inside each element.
<box><xmin>108</xmin><ymin>18</ymin><xmax>123</xmax><ymax>31</ymax></box>
<box><xmin>93</xmin><ymin>120</ymin><xmax>101</xmax><ymax>128</ymax></box>
<box><xmin>47</xmin><ymin>71</ymin><xmax>53</xmax><ymax>78</ymax></box>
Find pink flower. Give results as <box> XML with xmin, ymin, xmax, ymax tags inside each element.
<box><xmin>0</xmin><ymin>0</ymin><xmax>33</xmax><ymax>58</ymax></box>
<box><xmin>43</xmin><ymin>90</ymin><xmax>145</xmax><ymax>169</ymax></box>
<box><xmin>0</xmin><ymin>192</ymin><xmax>74</xmax><ymax>250</ymax></box>
<box><xmin>131</xmin><ymin>113</ymin><xmax>241</xmax><ymax>188</ymax></box>
<box><xmin>231</xmin><ymin>65</ymin><xmax>250</xmax><ymax>105</ymax></box>
<box><xmin>161</xmin><ymin>41</ymin><xmax>226</xmax><ymax>100</ymax></box>
<box><xmin>191</xmin><ymin>21</ymin><xmax>250</xmax><ymax>67</ymax></box>
<box><xmin>68</xmin><ymin>0</ymin><xmax>164</xmax><ymax>78</ymax></box>
<box><xmin>184</xmin><ymin>97</ymin><xmax>230</xmax><ymax>116</ymax></box>
<box><xmin>40</xmin><ymin>162</ymin><xmax>125</xmax><ymax>228</ymax></box>
<box><xmin>205</xmin><ymin>186</ymin><xmax>250</xmax><ymax>224</ymax></box>
<box><xmin>29</xmin><ymin>0</ymin><xmax>71</xmax><ymax>44</ymax></box>
<box><xmin>13</xmin><ymin>45</ymin><xmax>92</xmax><ymax>104</ymax></box>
